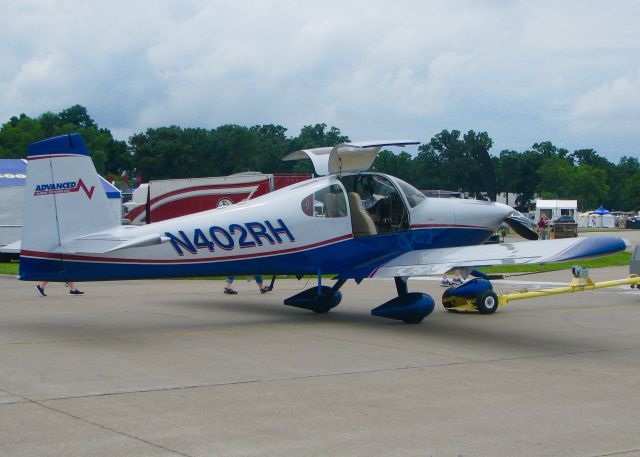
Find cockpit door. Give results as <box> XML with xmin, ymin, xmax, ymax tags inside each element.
<box><xmin>340</xmin><ymin>174</ymin><xmax>410</xmax><ymax>237</ymax></box>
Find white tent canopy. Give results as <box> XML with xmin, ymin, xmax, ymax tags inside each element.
<box><xmin>534</xmin><ymin>199</ymin><xmax>577</xmax><ymax>221</ymax></box>
<box><xmin>577</xmin><ymin>212</ymin><xmax>616</xmax><ymax>228</ymax></box>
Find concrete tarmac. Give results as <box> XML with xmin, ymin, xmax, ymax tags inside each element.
<box><xmin>2</xmin><ymin>262</ymin><xmax>640</xmax><ymax>457</ymax></box>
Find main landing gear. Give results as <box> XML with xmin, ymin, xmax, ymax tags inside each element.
<box><xmin>284</xmin><ymin>277</ymin><xmax>347</xmax><ymax>314</ymax></box>
<box><xmin>370</xmin><ymin>277</ymin><xmax>435</xmax><ymax>324</ymax></box>
<box><xmin>284</xmin><ymin>275</ymin><xmax>436</xmax><ymax>324</ymax></box>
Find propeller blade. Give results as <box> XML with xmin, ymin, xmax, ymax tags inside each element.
<box><xmin>505</xmin><ymin>214</ymin><xmax>539</xmax><ymax>240</ymax></box>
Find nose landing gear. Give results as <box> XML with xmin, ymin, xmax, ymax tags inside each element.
<box><xmin>442</xmin><ymin>277</ymin><xmax>499</xmax><ymax>314</ymax></box>
<box><xmin>442</xmin><ymin>267</ymin><xmax>640</xmax><ymax>314</ymax></box>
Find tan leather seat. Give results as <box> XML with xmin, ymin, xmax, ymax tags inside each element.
<box><xmin>325</xmin><ymin>193</ymin><xmax>340</xmax><ymax>218</ymax></box>
<box><xmin>348</xmin><ymin>192</ymin><xmax>377</xmax><ymax>237</ymax></box>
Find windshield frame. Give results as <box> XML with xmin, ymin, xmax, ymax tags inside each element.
<box><xmin>390</xmin><ymin>176</ymin><xmax>426</xmax><ymax>209</ymax></box>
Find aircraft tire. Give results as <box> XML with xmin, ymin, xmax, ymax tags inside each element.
<box><xmin>312</xmin><ymin>306</ymin><xmax>332</xmax><ymax>314</ymax></box>
<box><xmin>476</xmin><ymin>290</ymin><xmax>499</xmax><ymax>314</ymax></box>
<box><xmin>441</xmin><ymin>288</ymin><xmax>454</xmax><ymax>309</ymax></box>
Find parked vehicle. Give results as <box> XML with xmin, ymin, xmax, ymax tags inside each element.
<box><xmin>627</xmin><ymin>217</ymin><xmax>640</xmax><ymax>229</ymax></box>
<box><xmin>552</xmin><ymin>215</ymin><xmax>576</xmax><ymax>224</ymax></box>
<box><xmin>550</xmin><ymin>215</ymin><xmax>578</xmax><ymax>238</ymax></box>
<box><xmin>123</xmin><ymin>172</ymin><xmax>312</xmax><ymax>224</ymax></box>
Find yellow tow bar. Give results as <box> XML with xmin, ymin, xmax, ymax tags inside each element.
<box><xmin>498</xmin><ymin>274</ymin><xmax>640</xmax><ymax>307</ymax></box>
<box><xmin>443</xmin><ymin>268</ymin><xmax>640</xmax><ymax>313</ymax></box>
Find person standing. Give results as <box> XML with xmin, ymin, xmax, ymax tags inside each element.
<box><xmin>35</xmin><ymin>281</ymin><xmax>84</xmax><ymax>297</ymax></box>
<box><xmin>537</xmin><ymin>215</ymin><xmax>548</xmax><ymax>240</ymax></box>
<box><xmin>441</xmin><ymin>270</ymin><xmax>463</xmax><ymax>287</ymax></box>
<box><xmin>224</xmin><ymin>276</ymin><xmax>271</xmax><ymax>294</ymax></box>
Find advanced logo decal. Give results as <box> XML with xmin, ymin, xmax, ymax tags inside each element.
<box><xmin>34</xmin><ymin>178</ymin><xmax>95</xmax><ymax>199</ymax></box>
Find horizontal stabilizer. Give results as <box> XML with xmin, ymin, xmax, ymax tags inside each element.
<box><xmin>62</xmin><ymin>232</ymin><xmax>168</xmax><ymax>254</ymax></box>
<box><xmin>371</xmin><ymin>236</ymin><xmax>628</xmax><ymax>277</ymax></box>
<box><xmin>0</xmin><ymin>240</ymin><xmax>21</xmax><ymax>254</ymax></box>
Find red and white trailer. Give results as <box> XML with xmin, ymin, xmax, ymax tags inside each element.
<box><xmin>123</xmin><ymin>172</ymin><xmax>311</xmax><ymax>224</ymax></box>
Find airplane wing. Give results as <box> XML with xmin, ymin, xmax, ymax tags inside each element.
<box><xmin>370</xmin><ymin>237</ymin><xmax>628</xmax><ymax>277</ymax></box>
<box><xmin>282</xmin><ymin>140</ymin><xmax>419</xmax><ymax>175</ymax></box>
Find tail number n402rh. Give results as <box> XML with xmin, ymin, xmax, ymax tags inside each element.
<box><xmin>165</xmin><ymin>219</ymin><xmax>295</xmax><ymax>256</ymax></box>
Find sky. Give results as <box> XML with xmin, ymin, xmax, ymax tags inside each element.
<box><xmin>1</xmin><ymin>0</ymin><xmax>639</xmax><ymax>162</ymax></box>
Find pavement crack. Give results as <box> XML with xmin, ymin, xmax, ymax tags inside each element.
<box><xmin>594</xmin><ymin>449</ymin><xmax>640</xmax><ymax>456</ymax></box>
<box><xmin>0</xmin><ymin>386</ymin><xmax>192</xmax><ymax>457</ymax></box>
<box><xmin>288</xmin><ymin>328</ymin><xmax>477</xmax><ymax>361</ymax></box>
<box><xmin>1</xmin><ymin>346</ymin><xmax>615</xmax><ymax>405</ymax></box>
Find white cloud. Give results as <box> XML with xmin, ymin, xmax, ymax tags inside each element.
<box><xmin>519</xmin><ymin>1</ymin><xmax>640</xmax><ymax>52</ymax></box>
<box><xmin>568</xmin><ymin>70</ymin><xmax>640</xmax><ymax>134</ymax></box>
<box><xmin>1</xmin><ymin>0</ymin><xmax>639</xmax><ymax>158</ymax></box>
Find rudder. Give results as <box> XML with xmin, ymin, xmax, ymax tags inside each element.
<box><xmin>20</xmin><ymin>134</ymin><xmax>117</xmax><ymax>280</ymax></box>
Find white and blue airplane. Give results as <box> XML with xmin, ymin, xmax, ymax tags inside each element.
<box><xmin>19</xmin><ymin>134</ymin><xmax>627</xmax><ymax>323</ymax></box>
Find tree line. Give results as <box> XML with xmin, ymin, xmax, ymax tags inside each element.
<box><xmin>1</xmin><ymin>105</ymin><xmax>638</xmax><ymax>212</ymax></box>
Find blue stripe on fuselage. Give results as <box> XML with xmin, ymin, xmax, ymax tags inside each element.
<box><xmin>19</xmin><ymin>227</ymin><xmax>493</xmax><ymax>282</ymax></box>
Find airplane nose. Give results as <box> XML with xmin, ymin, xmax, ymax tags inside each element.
<box><xmin>493</xmin><ymin>202</ymin><xmax>517</xmax><ymax>217</ymax></box>
<box><xmin>492</xmin><ymin>202</ymin><xmax>518</xmax><ymax>219</ymax></box>
<box><xmin>452</xmin><ymin>199</ymin><xmax>514</xmax><ymax>230</ymax></box>
<box><xmin>467</xmin><ymin>201</ymin><xmax>538</xmax><ymax>240</ymax></box>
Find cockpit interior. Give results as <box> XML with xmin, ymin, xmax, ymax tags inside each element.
<box><xmin>300</xmin><ymin>173</ymin><xmax>426</xmax><ymax>238</ymax></box>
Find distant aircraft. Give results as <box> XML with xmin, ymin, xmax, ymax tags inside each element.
<box><xmin>19</xmin><ymin>134</ymin><xmax>626</xmax><ymax>323</ymax></box>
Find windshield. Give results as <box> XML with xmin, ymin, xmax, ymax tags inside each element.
<box><xmin>393</xmin><ymin>178</ymin><xmax>425</xmax><ymax>208</ymax></box>
<box><xmin>339</xmin><ymin>174</ymin><xmax>410</xmax><ymax>234</ymax></box>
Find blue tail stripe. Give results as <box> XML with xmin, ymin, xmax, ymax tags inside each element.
<box><xmin>28</xmin><ymin>134</ymin><xmax>89</xmax><ymax>157</ymax></box>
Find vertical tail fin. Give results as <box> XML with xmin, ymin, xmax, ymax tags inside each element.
<box><xmin>20</xmin><ymin>134</ymin><xmax>118</xmax><ymax>280</ymax></box>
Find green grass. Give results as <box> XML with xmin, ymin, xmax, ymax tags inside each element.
<box><xmin>0</xmin><ymin>260</ymin><xmax>19</xmax><ymax>276</ymax></box>
<box><xmin>476</xmin><ymin>251</ymin><xmax>631</xmax><ymax>274</ymax></box>
<box><xmin>578</xmin><ymin>228</ymin><xmax>627</xmax><ymax>233</ymax></box>
<box><xmin>1</xmin><ymin>250</ymin><xmax>632</xmax><ymax>278</ymax></box>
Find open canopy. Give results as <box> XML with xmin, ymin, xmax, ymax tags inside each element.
<box><xmin>282</xmin><ymin>140</ymin><xmax>419</xmax><ymax>175</ymax></box>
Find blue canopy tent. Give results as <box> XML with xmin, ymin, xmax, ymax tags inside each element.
<box><xmin>586</xmin><ymin>205</ymin><xmax>615</xmax><ymax>228</ymax></box>
<box><xmin>589</xmin><ymin>205</ymin><xmax>611</xmax><ymax>215</ymax></box>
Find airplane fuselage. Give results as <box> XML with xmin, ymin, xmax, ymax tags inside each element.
<box><xmin>18</xmin><ymin>134</ymin><xmax>628</xmax><ymax>324</ymax></box>
<box><xmin>20</xmin><ymin>173</ymin><xmax>512</xmax><ymax>282</ymax></box>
